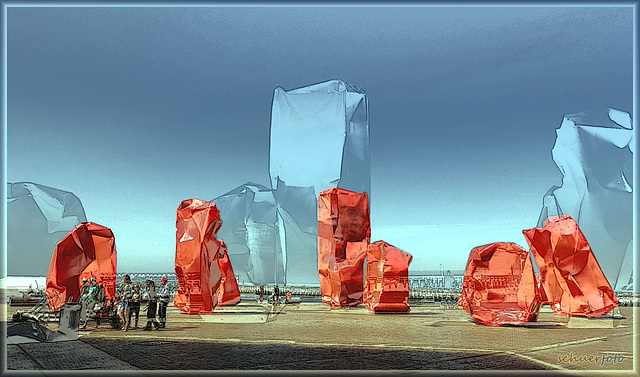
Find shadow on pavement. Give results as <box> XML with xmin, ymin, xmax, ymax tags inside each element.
<box><xmin>81</xmin><ymin>338</ymin><xmax>553</xmax><ymax>370</ymax></box>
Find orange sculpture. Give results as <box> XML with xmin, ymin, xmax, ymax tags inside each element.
<box><xmin>174</xmin><ymin>199</ymin><xmax>224</xmax><ymax>314</ymax></box>
<box><xmin>318</xmin><ymin>188</ymin><xmax>370</xmax><ymax>307</ymax></box>
<box><xmin>213</xmin><ymin>241</ymin><xmax>241</xmax><ymax>307</ymax></box>
<box><xmin>457</xmin><ymin>242</ymin><xmax>542</xmax><ymax>326</ymax></box>
<box><xmin>535</xmin><ymin>273</ymin><xmax>549</xmax><ymax>305</ymax></box>
<box><xmin>46</xmin><ymin>222</ymin><xmax>117</xmax><ymax>311</ymax></box>
<box><xmin>523</xmin><ymin>215</ymin><xmax>618</xmax><ymax>317</ymax></box>
<box><xmin>364</xmin><ymin>241</ymin><xmax>413</xmax><ymax>313</ymax></box>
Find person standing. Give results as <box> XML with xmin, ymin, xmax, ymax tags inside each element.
<box><xmin>129</xmin><ymin>283</ymin><xmax>142</xmax><ymax>329</ymax></box>
<box><xmin>87</xmin><ymin>278</ymin><xmax>99</xmax><ymax>307</ymax></box>
<box><xmin>97</xmin><ymin>283</ymin><xmax>106</xmax><ymax>308</ymax></box>
<box><xmin>80</xmin><ymin>277</ymin><xmax>90</xmax><ymax>299</ymax></box>
<box><xmin>116</xmin><ymin>279</ymin><xmax>125</xmax><ymax>328</ymax></box>
<box><xmin>78</xmin><ymin>277</ymin><xmax>91</xmax><ymax>329</ymax></box>
<box><xmin>158</xmin><ymin>277</ymin><xmax>170</xmax><ymax>328</ymax></box>
<box><xmin>87</xmin><ymin>279</ymin><xmax>100</xmax><ymax>318</ymax></box>
<box><xmin>144</xmin><ymin>279</ymin><xmax>161</xmax><ymax>331</ymax></box>
<box><xmin>120</xmin><ymin>275</ymin><xmax>133</xmax><ymax>331</ymax></box>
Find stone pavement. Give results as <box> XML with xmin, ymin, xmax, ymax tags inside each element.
<box><xmin>6</xmin><ymin>338</ymin><xmax>136</xmax><ymax>370</ymax></box>
<box><xmin>3</xmin><ymin>301</ymin><xmax>638</xmax><ymax>374</ymax></box>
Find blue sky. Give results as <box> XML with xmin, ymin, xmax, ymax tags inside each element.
<box><xmin>4</xmin><ymin>5</ymin><xmax>634</xmax><ymax>274</ymax></box>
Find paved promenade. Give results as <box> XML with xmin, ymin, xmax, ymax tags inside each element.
<box><xmin>3</xmin><ymin>301</ymin><xmax>637</xmax><ymax>374</ymax></box>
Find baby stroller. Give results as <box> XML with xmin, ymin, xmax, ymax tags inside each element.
<box><xmin>92</xmin><ymin>298</ymin><xmax>121</xmax><ymax>329</ymax></box>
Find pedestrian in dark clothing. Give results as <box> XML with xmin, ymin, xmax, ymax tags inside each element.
<box><xmin>79</xmin><ymin>277</ymin><xmax>91</xmax><ymax>328</ymax></box>
<box><xmin>158</xmin><ymin>277</ymin><xmax>170</xmax><ymax>328</ymax></box>
<box><xmin>97</xmin><ymin>283</ymin><xmax>106</xmax><ymax>307</ymax></box>
<box><xmin>80</xmin><ymin>277</ymin><xmax>90</xmax><ymax>299</ymax></box>
<box><xmin>144</xmin><ymin>279</ymin><xmax>161</xmax><ymax>331</ymax></box>
<box><xmin>129</xmin><ymin>283</ymin><xmax>141</xmax><ymax>329</ymax></box>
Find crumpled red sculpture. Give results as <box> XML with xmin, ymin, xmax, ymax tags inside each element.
<box><xmin>318</xmin><ymin>188</ymin><xmax>370</xmax><ymax>307</ymax></box>
<box><xmin>535</xmin><ymin>273</ymin><xmax>549</xmax><ymax>305</ymax></box>
<box><xmin>46</xmin><ymin>222</ymin><xmax>117</xmax><ymax>311</ymax></box>
<box><xmin>212</xmin><ymin>241</ymin><xmax>241</xmax><ymax>307</ymax></box>
<box><xmin>523</xmin><ymin>215</ymin><xmax>618</xmax><ymax>317</ymax></box>
<box><xmin>364</xmin><ymin>241</ymin><xmax>412</xmax><ymax>313</ymax></box>
<box><xmin>457</xmin><ymin>242</ymin><xmax>542</xmax><ymax>326</ymax></box>
<box><xmin>174</xmin><ymin>199</ymin><xmax>227</xmax><ymax>314</ymax></box>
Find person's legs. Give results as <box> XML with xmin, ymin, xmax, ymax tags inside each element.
<box><xmin>159</xmin><ymin>303</ymin><xmax>167</xmax><ymax>327</ymax></box>
<box><xmin>79</xmin><ymin>297</ymin><xmax>88</xmax><ymax>328</ymax></box>
<box><xmin>134</xmin><ymin>304</ymin><xmax>140</xmax><ymax>327</ymax></box>
<box><xmin>144</xmin><ymin>312</ymin><xmax>153</xmax><ymax>330</ymax></box>
<box><xmin>152</xmin><ymin>302</ymin><xmax>160</xmax><ymax>329</ymax></box>
<box><xmin>129</xmin><ymin>303</ymin><xmax>139</xmax><ymax>328</ymax></box>
<box><xmin>123</xmin><ymin>302</ymin><xmax>130</xmax><ymax>331</ymax></box>
<box><xmin>145</xmin><ymin>301</ymin><xmax>159</xmax><ymax>330</ymax></box>
<box><xmin>117</xmin><ymin>303</ymin><xmax>124</xmax><ymax>328</ymax></box>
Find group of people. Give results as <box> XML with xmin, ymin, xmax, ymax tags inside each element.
<box><xmin>116</xmin><ymin>275</ymin><xmax>171</xmax><ymax>331</ymax></box>
<box><xmin>79</xmin><ymin>277</ymin><xmax>107</xmax><ymax>329</ymax></box>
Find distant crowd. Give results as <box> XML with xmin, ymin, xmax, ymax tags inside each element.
<box><xmin>255</xmin><ymin>284</ymin><xmax>294</xmax><ymax>304</ymax></box>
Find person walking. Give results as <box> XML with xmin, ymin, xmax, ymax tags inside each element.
<box><xmin>158</xmin><ymin>277</ymin><xmax>170</xmax><ymax>328</ymax></box>
<box><xmin>129</xmin><ymin>283</ymin><xmax>142</xmax><ymax>329</ymax></box>
<box><xmin>144</xmin><ymin>279</ymin><xmax>161</xmax><ymax>331</ymax></box>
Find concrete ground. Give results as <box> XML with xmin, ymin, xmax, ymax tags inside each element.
<box><xmin>3</xmin><ymin>301</ymin><xmax>638</xmax><ymax>374</ymax></box>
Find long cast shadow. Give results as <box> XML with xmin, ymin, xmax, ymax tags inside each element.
<box><xmin>80</xmin><ymin>337</ymin><xmax>553</xmax><ymax>370</ymax></box>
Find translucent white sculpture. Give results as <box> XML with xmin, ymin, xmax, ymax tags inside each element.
<box><xmin>213</xmin><ymin>183</ymin><xmax>284</xmax><ymax>284</ymax></box>
<box><xmin>537</xmin><ymin>108</ymin><xmax>633</xmax><ymax>291</ymax></box>
<box><xmin>270</xmin><ymin>80</ymin><xmax>370</xmax><ymax>285</ymax></box>
<box><xmin>270</xmin><ymin>79</ymin><xmax>370</xmax><ymax>198</ymax></box>
<box><xmin>7</xmin><ymin>182</ymin><xmax>87</xmax><ymax>276</ymax></box>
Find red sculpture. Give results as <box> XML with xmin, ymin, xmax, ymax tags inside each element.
<box><xmin>213</xmin><ymin>241</ymin><xmax>241</xmax><ymax>307</ymax></box>
<box><xmin>457</xmin><ymin>242</ymin><xmax>542</xmax><ymax>326</ymax></box>
<box><xmin>364</xmin><ymin>241</ymin><xmax>412</xmax><ymax>313</ymax></box>
<box><xmin>535</xmin><ymin>273</ymin><xmax>549</xmax><ymax>305</ymax></box>
<box><xmin>318</xmin><ymin>188</ymin><xmax>370</xmax><ymax>307</ymax></box>
<box><xmin>46</xmin><ymin>222</ymin><xmax>117</xmax><ymax>311</ymax></box>
<box><xmin>523</xmin><ymin>215</ymin><xmax>618</xmax><ymax>317</ymax></box>
<box><xmin>174</xmin><ymin>199</ymin><xmax>224</xmax><ymax>314</ymax></box>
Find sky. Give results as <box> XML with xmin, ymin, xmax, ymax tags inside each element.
<box><xmin>4</xmin><ymin>4</ymin><xmax>634</xmax><ymax>275</ymax></box>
